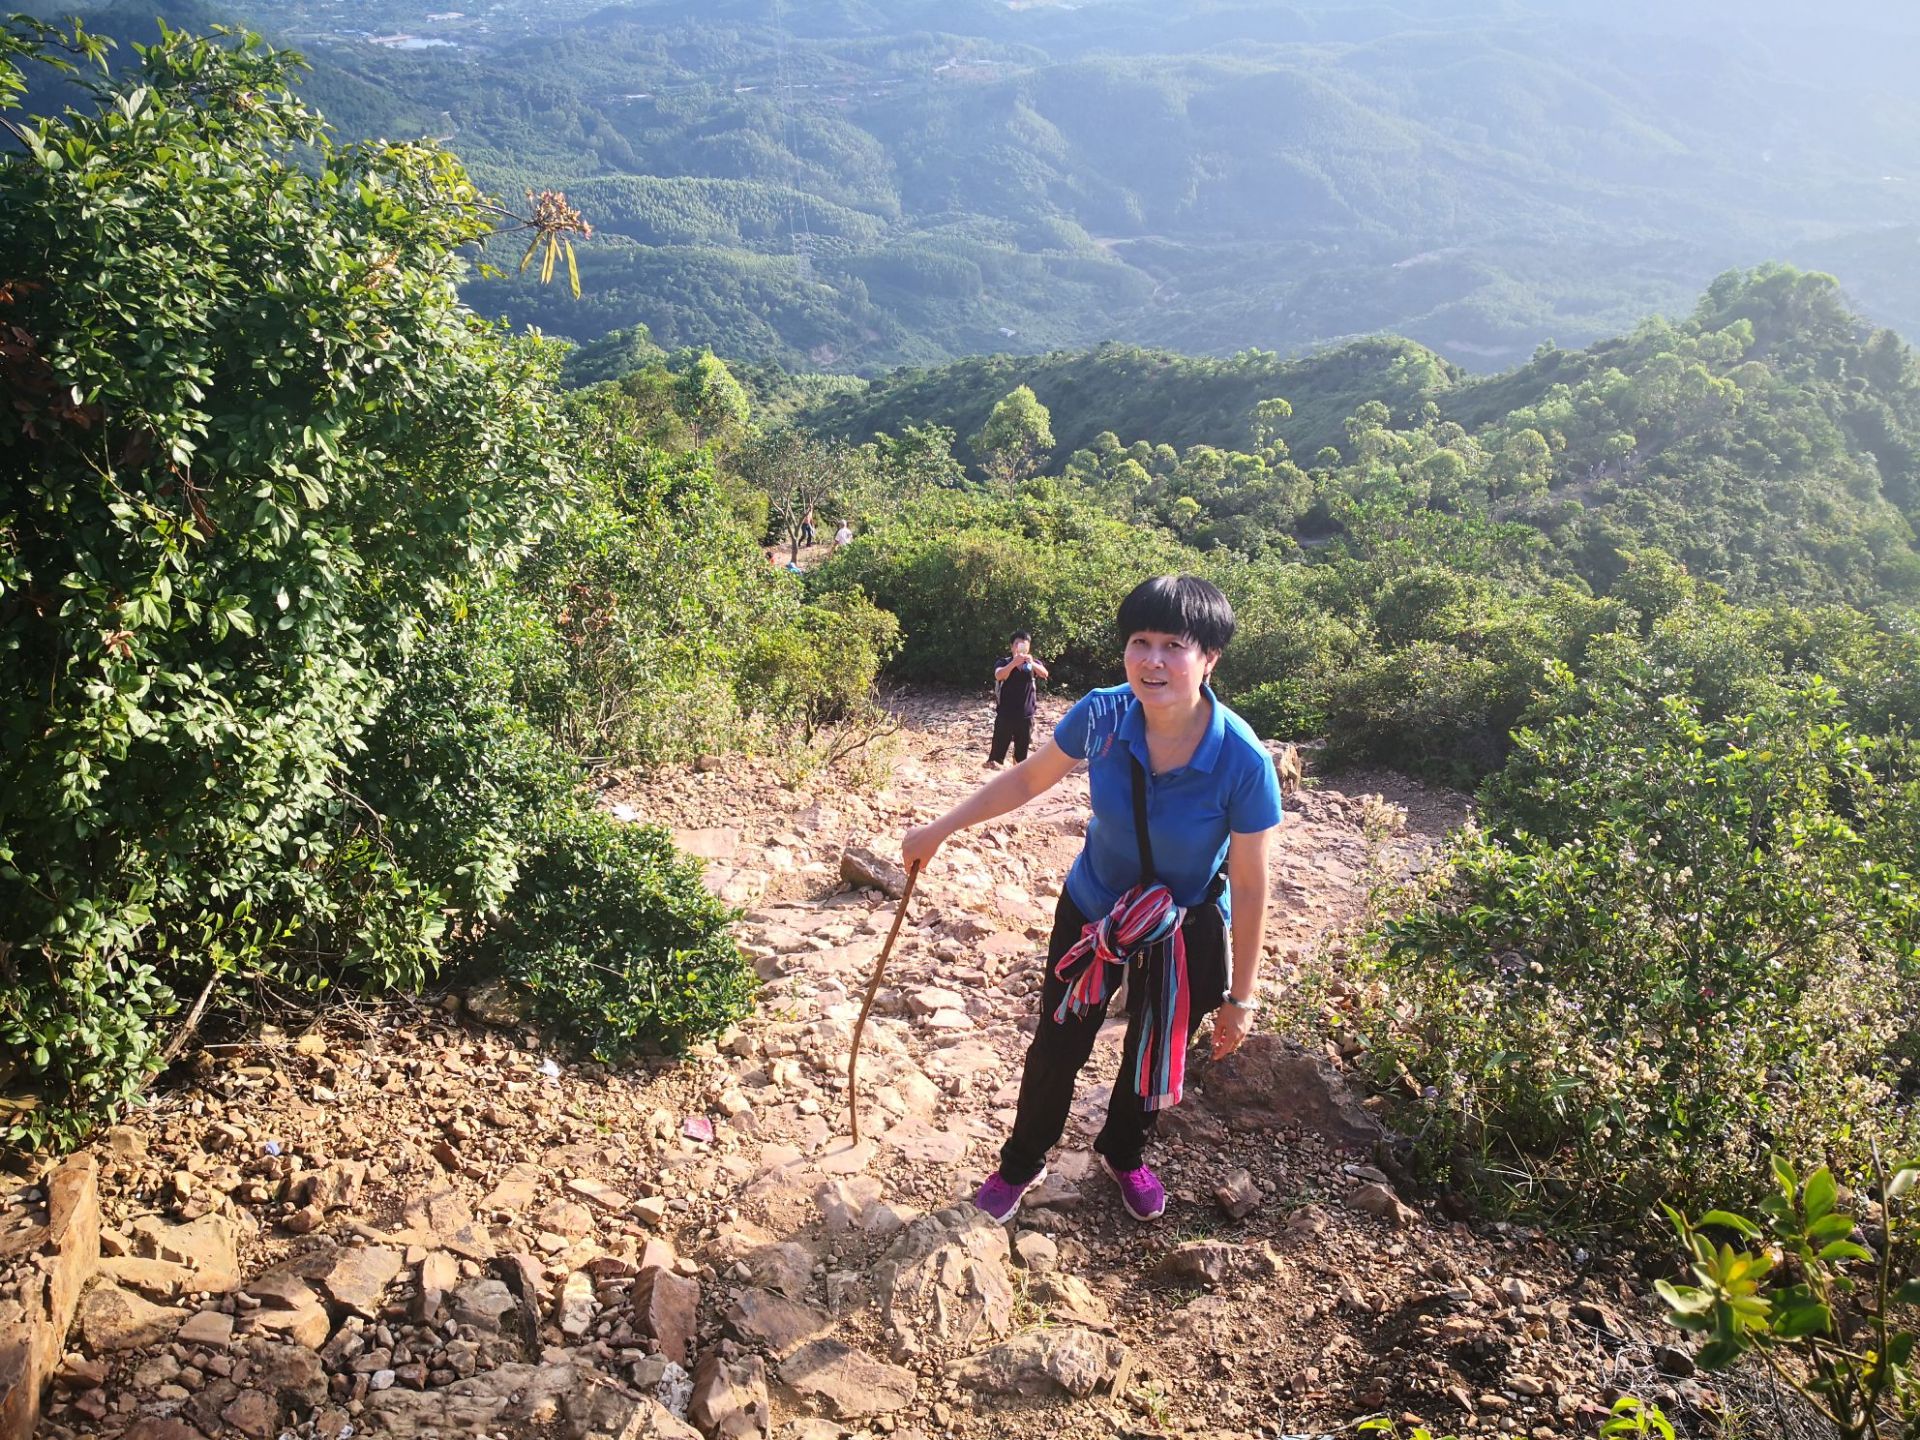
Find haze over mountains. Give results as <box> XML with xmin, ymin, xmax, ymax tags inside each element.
<box><xmin>35</xmin><ymin>0</ymin><xmax>1920</xmax><ymax>374</ymax></box>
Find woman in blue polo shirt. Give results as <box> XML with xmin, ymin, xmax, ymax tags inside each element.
<box><xmin>901</xmin><ymin>575</ymin><xmax>1282</xmax><ymax>1224</ymax></box>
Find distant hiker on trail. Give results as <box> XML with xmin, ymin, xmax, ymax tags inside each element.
<box><xmin>800</xmin><ymin>505</ymin><xmax>817</xmax><ymax>546</ymax></box>
<box><xmin>834</xmin><ymin>519</ymin><xmax>854</xmax><ymax>548</ymax></box>
<box><xmin>986</xmin><ymin>630</ymin><xmax>1048</xmax><ymax>768</ymax></box>
<box><xmin>903</xmin><ymin>576</ymin><xmax>1282</xmax><ymax>1226</ymax></box>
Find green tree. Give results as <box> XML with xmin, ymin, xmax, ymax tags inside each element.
<box><xmin>673</xmin><ymin>348</ymin><xmax>751</xmax><ymax>448</ymax></box>
<box><xmin>971</xmin><ymin>384</ymin><xmax>1055</xmax><ymax>493</ymax></box>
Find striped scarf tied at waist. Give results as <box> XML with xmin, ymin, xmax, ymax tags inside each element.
<box><xmin>1051</xmin><ymin>883</ymin><xmax>1190</xmax><ymax>1112</ymax></box>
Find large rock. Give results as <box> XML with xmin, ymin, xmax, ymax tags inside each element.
<box><xmin>359</xmin><ymin>1360</ymin><xmax>692</xmax><ymax>1440</ymax></box>
<box><xmin>778</xmin><ymin>1338</ymin><xmax>916</xmax><ymax>1418</ymax></box>
<box><xmin>463</xmin><ymin>977</ymin><xmax>529</xmax><ymax>1028</ymax></box>
<box><xmin>76</xmin><ymin>1282</ymin><xmax>184</xmax><ymax>1353</ymax></box>
<box><xmin>689</xmin><ymin>1346</ymin><xmax>770</xmax><ymax>1440</ymax></box>
<box><xmin>318</xmin><ymin>1246</ymin><xmax>404</xmax><ymax>1318</ymax></box>
<box><xmin>127</xmin><ymin>1212</ymin><xmax>245</xmax><ymax>1292</ymax></box>
<box><xmin>948</xmin><ymin>1327</ymin><xmax>1124</xmax><ymax>1399</ymax></box>
<box><xmin>839</xmin><ymin>845</ymin><xmax>908</xmax><ymax>898</ymax></box>
<box><xmin>722</xmin><ymin>1288</ymin><xmax>832</xmax><ymax>1359</ymax></box>
<box><xmin>874</xmin><ymin>1205</ymin><xmax>1015</xmax><ymax>1361</ymax></box>
<box><xmin>1179</xmin><ymin>1034</ymin><xmax>1383</xmax><ymax>1150</ymax></box>
<box><xmin>0</xmin><ymin>1153</ymin><xmax>99</xmax><ymax>1440</ymax></box>
<box><xmin>631</xmin><ymin>1267</ymin><xmax>699</xmax><ymax>1368</ymax></box>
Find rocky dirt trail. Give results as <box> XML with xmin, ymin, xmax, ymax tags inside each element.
<box><xmin>8</xmin><ymin>693</ymin><xmax>1716</xmax><ymax>1440</ymax></box>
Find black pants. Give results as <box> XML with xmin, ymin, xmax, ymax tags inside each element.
<box><xmin>999</xmin><ymin>892</ymin><xmax>1227</xmax><ymax>1184</ymax></box>
<box><xmin>988</xmin><ymin>710</ymin><xmax>1033</xmax><ymax>764</ymax></box>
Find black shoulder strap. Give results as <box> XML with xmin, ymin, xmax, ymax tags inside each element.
<box><xmin>1129</xmin><ymin>752</ymin><xmax>1156</xmax><ymax>883</ymax></box>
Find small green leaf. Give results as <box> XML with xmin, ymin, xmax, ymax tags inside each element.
<box><xmin>1804</xmin><ymin>1168</ymin><xmax>1838</xmax><ymax>1224</ymax></box>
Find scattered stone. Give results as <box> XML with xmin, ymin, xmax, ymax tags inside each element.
<box><xmin>557</xmin><ymin>1270</ymin><xmax>596</xmax><ymax>1337</ymax></box>
<box><xmin>463</xmin><ymin>977</ymin><xmax>529</xmax><ymax>1027</ymax></box>
<box><xmin>564</xmin><ymin>1176</ymin><xmax>631</xmax><ymax>1213</ymax></box>
<box><xmin>128</xmin><ymin>1212</ymin><xmax>245</xmax><ymax>1291</ymax></box>
<box><xmin>358</xmin><ymin>1358</ymin><xmax>690</xmax><ymax>1439</ymax></box>
<box><xmin>1214</xmin><ymin>1168</ymin><xmax>1261</xmax><ymax>1220</ymax></box>
<box><xmin>738</xmin><ymin>1242</ymin><xmax>815</xmax><ymax>1301</ymax></box>
<box><xmin>1153</xmin><ymin>1240</ymin><xmax>1244</xmax><ymax>1287</ymax></box>
<box><xmin>178</xmin><ymin>1308</ymin><xmax>236</xmax><ymax>1346</ymax></box>
<box><xmin>1347</xmin><ymin>1182</ymin><xmax>1420</xmax><ymax>1228</ymax></box>
<box><xmin>220</xmin><ymin>1387</ymin><xmax>279</xmax><ymax>1438</ymax></box>
<box><xmin>1013</xmin><ymin>1231</ymin><xmax>1058</xmax><ymax>1274</ymax></box>
<box><xmin>779</xmin><ymin>1337</ymin><xmax>917</xmax><ymax>1417</ymax></box>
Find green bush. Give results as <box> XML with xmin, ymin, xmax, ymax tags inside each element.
<box><xmin>0</xmin><ymin>25</ymin><xmax>568</xmax><ymax>1145</ymax></box>
<box><xmin>1351</xmin><ymin>676</ymin><xmax>1920</xmax><ymax>1227</ymax></box>
<box><xmin>1660</xmin><ymin>1159</ymin><xmax>1920</xmax><ymax>1440</ymax></box>
<box><xmin>815</xmin><ymin>486</ymin><xmax>1189</xmax><ymax>689</ymax></box>
<box><xmin>482</xmin><ymin>808</ymin><xmax>753</xmax><ymax>1058</ymax></box>
<box><xmin>741</xmin><ymin>589</ymin><xmax>901</xmax><ymax>738</ymax></box>
<box><xmin>0</xmin><ymin>25</ymin><xmax>758</xmax><ymax>1145</ymax></box>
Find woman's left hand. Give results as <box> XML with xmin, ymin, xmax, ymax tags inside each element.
<box><xmin>1210</xmin><ymin>1003</ymin><xmax>1254</xmax><ymax>1060</ymax></box>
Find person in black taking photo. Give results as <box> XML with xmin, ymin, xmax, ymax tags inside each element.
<box><xmin>987</xmin><ymin>630</ymin><xmax>1049</xmax><ymax>768</ymax></box>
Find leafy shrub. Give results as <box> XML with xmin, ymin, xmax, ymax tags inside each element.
<box><xmin>480</xmin><ymin>808</ymin><xmax>753</xmax><ymax>1058</ymax></box>
<box><xmin>1661</xmin><ymin>1159</ymin><xmax>1920</xmax><ymax>1440</ymax></box>
<box><xmin>1350</xmin><ymin>677</ymin><xmax>1920</xmax><ymax>1226</ymax></box>
<box><xmin>0</xmin><ymin>26</ymin><xmax>568</xmax><ymax>1145</ymax></box>
<box><xmin>0</xmin><ymin>25</ymin><xmax>758</xmax><ymax>1144</ymax></box>
<box><xmin>741</xmin><ymin>589</ymin><xmax>900</xmax><ymax>738</ymax></box>
<box><xmin>816</xmin><ymin>486</ymin><xmax>1188</xmax><ymax>689</ymax></box>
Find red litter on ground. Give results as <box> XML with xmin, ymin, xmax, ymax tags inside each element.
<box><xmin>681</xmin><ymin>1115</ymin><xmax>714</xmax><ymax>1143</ymax></box>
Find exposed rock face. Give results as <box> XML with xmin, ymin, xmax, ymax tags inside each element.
<box><xmin>0</xmin><ymin>1153</ymin><xmax>99</xmax><ymax>1440</ymax></box>
<box><xmin>1180</xmin><ymin>1034</ymin><xmax>1384</xmax><ymax>1149</ymax></box>
<box><xmin>873</xmin><ymin>1205</ymin><xmax>1015</xmax><ymax>1361</ymax></box>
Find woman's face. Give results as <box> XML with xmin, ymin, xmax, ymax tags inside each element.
<box><xmin>1125</xmin><ymin>629</ymin><xmax>1216</xmax><ymax>713</ymax></box>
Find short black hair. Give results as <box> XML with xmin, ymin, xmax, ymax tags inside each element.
<box><xmin>1116</xmin><ymin>575</ymin><xmax>1235</xmax><ymax>653</ymax></box>
<box><xmin>1010</xmin><ymin>629</ymin><xmax>1031</xmax><ymax>643</ymax></box>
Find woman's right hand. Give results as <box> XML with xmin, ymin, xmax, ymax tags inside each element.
<box><xmin>901</xmin><ymin>823</ymin><xmax>946</xmax><ymax>873</ymax></box>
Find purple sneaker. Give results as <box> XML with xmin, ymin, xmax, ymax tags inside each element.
<box><xmin>1099</xmin><ymin>1155</ymin><xmax>1167</xmax><ymax>1221</ymax></box>
<box><xmin>973</xmin><ymin>1166</ymin><xmax>1048</xmax><ymax>1224</ymax></box>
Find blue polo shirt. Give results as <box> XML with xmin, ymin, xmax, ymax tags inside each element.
<box><xmin>1054</xmin><ymin>684</ymin><xmax>1283</xmax><ymax>919</ymax></box>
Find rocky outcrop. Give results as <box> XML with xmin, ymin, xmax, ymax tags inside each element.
<box><xmin>873</xmin><ymin>1205</ymin><xmax>1015</xmax><ymax>1361</ymax></box>
<box><xmin>0</xmin><ymin>1154</ymin><xmax>99</xmax><ymax>1440</ymax></box>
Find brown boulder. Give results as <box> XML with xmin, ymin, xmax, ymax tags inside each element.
<box><xmin>839</xmin><ymin>845</ymin><xmax>908</xmax><ymax>898</ymax></box>
<box><xmin>689</xmin><ymin>1347</ymin><xmax>770</xmax><ymax>1440</ymax></box>
<box><xmin>631</xmin><ymin>1267</ymin><xmax>699</xmax><ymax>1368</ymax></box>
<box><xmin>77</xmin><ymin>1283</ymin><xmax>184</xmax><ymax>1352</ymax></box>
<box><xmin>1182</xmin><ymin>1034</ymin><xmax>1383</xmax><ymax>1150</ymax></box>
<box><xmin>778</xmin><ymin>1338</ymin><xmax>916</xmax><ymax>1417</ymax></box>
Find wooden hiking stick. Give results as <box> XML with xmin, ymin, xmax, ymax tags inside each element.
<box><xmin>847</xmin><ymin>860</ymin><xmax>921</xmax><ymax>1145</ymax></box>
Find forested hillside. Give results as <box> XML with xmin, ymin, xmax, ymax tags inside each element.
<box><xmin>28</xmin><ymin>0</ymin><xmax>1920</xmax><ymax>374</ymax></box>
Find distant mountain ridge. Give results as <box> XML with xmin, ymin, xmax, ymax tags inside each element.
<box><xmin>30</xmin><ymin>0</ymin><xmax>1920</xmax><ymax>374</ymax></box>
